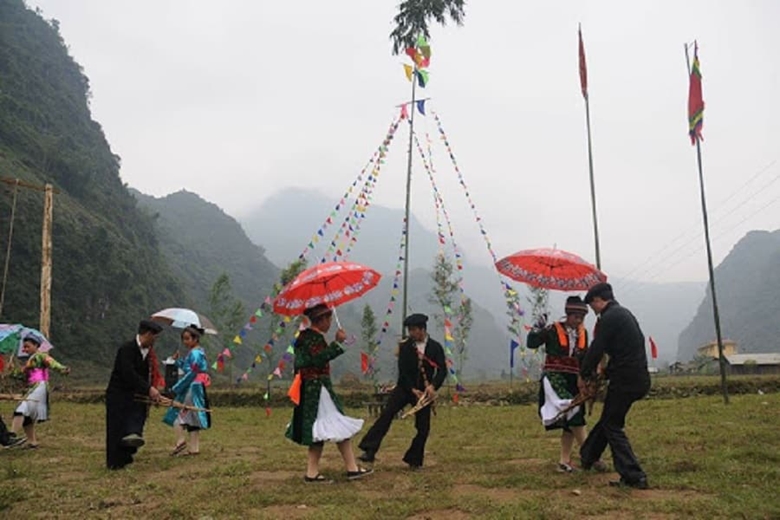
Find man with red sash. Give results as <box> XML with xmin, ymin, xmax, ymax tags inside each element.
<box><xmin>528</xmin><ymin>296</ymin><xmax>605</xmax><ymax>473</ymax></box>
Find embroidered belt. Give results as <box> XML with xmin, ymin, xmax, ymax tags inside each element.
<box><xmin>543</xmin><ymin>356</ymin><xmax>580</xmax><ymax>375</ymax></box>
<box><xmin>299</xmin><ymin>366</ymin><xmax>330</xmax><ymax>380</ymax></box>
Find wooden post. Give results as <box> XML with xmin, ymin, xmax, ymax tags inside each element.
<box><xmin>39</xmin><ymin>184</ymin><xmax>53</xmax><ymax>337</ymax></box>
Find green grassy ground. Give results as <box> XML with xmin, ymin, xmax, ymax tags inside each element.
<box><xmin>1</xmin><ymin>393</ymin><xmax>779</xmax><ymax>519</ymax></box>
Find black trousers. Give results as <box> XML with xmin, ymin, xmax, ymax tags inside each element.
<box><xmin>580</xmin><ymin>382</ymin><xmax>648</xmax><ymax>483</ymax></box>
<box><xmin>0</xmin><ymin>415</ymin><xmax>10</xmax><ymax>446</ymax></box>
<box><xmin>358</xmin><ymin>386</ymin><xmax>431</xmax><ymax>467</ymax></box>
<box><xmin>106</xmin><ymin>392</ymin><xmax>147</xmax><ymax>469</ymax></box>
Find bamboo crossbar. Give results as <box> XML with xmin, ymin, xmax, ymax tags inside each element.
<box><xmin>133</xmin><ymin>394</ymin><xmax>211</xmax><ymax>413</ymax></box>
<box><xmin>401</xmin><ymin>394</ymin><xmax>434</xmax><ymax>419</ymax></box>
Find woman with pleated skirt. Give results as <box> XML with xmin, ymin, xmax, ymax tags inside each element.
<box><xmin>285</xmin><ymin>304</ymin><xmax>372</xmax><ymax>482</ymax></box>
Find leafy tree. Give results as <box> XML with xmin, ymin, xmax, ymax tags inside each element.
<box><xmin>208</xmin><ymin>272</ymin><xmax>246</xmax><ymax>384</ymax></box>
<box><xmin>523</xmin><ymin>286</ymin><xmax>549</xmax><ymax>379</ymax></box>
<box><xmin>429</xmin><ymin>252</ymin><xmax>459</xmax><ymax>323</ymax></box>
<box><xmin>527</xmin><ymin>286</ymin><xmax>550</xmax><ymax>328</ymax></box>
<box><xmin>390</xmin><ymin>0</ymin><xmax>466</xmax><ymax>54</ymax></box>
<box><xmin>453</xmin><ymin>296</ymin><xmax>473</xmax><ymax>378</ymax></box>
<box><xmin>429</xmin><ymin>252</ymin><xmax>472</xmax><ymax>377</ymax></box>
<box><xmin>361</xmin><ymin>304</ymin><xmax>380</xmax><ymax>387</ymax></box>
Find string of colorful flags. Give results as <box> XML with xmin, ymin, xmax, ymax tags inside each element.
<box><xmin>431</xmin><ymin>108</ymin><xmax>527</xmax><ymax>320</ymax></box>
<box><xmin>229</xmin><ymin>118</ymin><xmax>403</xmax><ymax>416</ymax></box>
<box><xmin>410</xmin><ymin>126</ymin><xmax>467</xmax><ymax>394</ymax></box>
<box><xmin>330</xmin><ymin>119</ymin><xmax>402</xmax><ymax>262</ymax></box>
<box><xmin>374</xmin><ymin>219</ymin><xmax>407</xmax><ymax>352</ymax></box>
<box><xmin>430</xmin><ymin>110</ymin><xmax>530</xmax><ymax>375</ymax></box>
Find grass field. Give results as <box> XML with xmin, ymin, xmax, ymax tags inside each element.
<box><xmin>1</xmin><ymin>392</ymin><xmax>779</xmax><ymax>519</ymax></box>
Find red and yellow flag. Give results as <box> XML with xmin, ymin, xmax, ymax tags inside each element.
<box><xmin>688</xmin><ymin>42</ymin><xmax>704</xmax><ymax>144</ymax></box>
<box><xmin>578</xmin><ymin>24</ymin><xmax>588</xmax><ymax>99</ymax></box>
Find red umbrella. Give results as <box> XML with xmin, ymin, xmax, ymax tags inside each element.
<box><xmin>495</xmin><ymin>248</ymin><xmax>607</xmax><ymax>291</ymax></box>
<box><xmin>273</xmin><ymin>261</ymin><xmax>382</xmax><ymax>317</ymax></box>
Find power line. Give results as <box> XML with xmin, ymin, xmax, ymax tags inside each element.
<box><xmin>616</xmin><ymin>160</ymin><xmax>777</xmax><ymax>283</ymax></box>
<box><xmin>619</xmin><ymin>191</ymin><xmax>780</xmax><ymax>293</ymax></box>
<box><xmin>616</xmin><ymin>163</ymin><xmax>779</xmax><ymax>293</ymax></box>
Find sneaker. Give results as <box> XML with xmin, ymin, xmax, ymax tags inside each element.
<box><xmin>120</xmin><ymin>434</ymin><xmax>145</xmax><ymax>448</ymax></box>
<box><xmin>557</xmin><ymin>462</ymin><xmax>577</xmax><ymax>473</ymax></box>
<box><xmin>4</xmin><ymin>436</ymin><xmax>26</xmax><ymax>449</ymax></box>
<box><xmin>346</xmin><ymin>467</ymin><xmax>374</xmax><ymax>480</ymax></box>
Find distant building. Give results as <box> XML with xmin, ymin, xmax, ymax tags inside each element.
<box><xmin>697</xmin><ymin>339</ymin><xmax>738</xmax><ymax>359</ymax></box>
<box><xmin>725</xmin><ymin>353</ymin><xmax>780</xmax><ymax>376</ymax></box>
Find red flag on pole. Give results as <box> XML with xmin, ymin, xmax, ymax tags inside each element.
<box><xmin>578</xmin><ymin>24</ymin><xmax>588</xmax><ymax>99</ymax></box>
<box><xmin>360</xmin><ymin>352</ymin><xmax>369</xmax><ymax>374</ymax></box>
<box><xmin>688</xmin><ymin>42</ymin><xmax>704</xmax><ymax>144</ymax></box>
<box><xmin>649</xmin><ymin>336</ymin><xmax>658</xmax><ymax>359</ymax></box>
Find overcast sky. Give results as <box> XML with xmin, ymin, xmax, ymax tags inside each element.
<box><xmin>28</xmin><ymin>1</ymin><xmax>780</xmax><ymax>288</ymax></box>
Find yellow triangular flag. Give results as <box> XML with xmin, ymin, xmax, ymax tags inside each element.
<box><xmin>233</xmin><ymin>335</ymin><xmax>242</xmax><ymax>345</ymax></box>
<box><xmin>403</xmin><ymin>64</ymin><xmax>413</xmax><ymax>81</ymax></box>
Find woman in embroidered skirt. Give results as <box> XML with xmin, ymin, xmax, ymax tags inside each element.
<box><xmin>163</xmin><ymin>325</ymin><xmax>211</xmax><ymax>456</ymax></box>
<box><xmin>11</xmin><ymin>336</ymin><xmax>70</xmax><ymax>448</ymax></box>
<box><xmin>285</xmin><ymin>304</ymin><xmax>372</xmax><ymax>482</ymax></box>
<box><xmin>527</xmin><ymin>296</ymin><xmax>606</xmax><ymax>473</ymax></box>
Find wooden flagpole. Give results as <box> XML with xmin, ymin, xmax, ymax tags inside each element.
<box><xmin>579</xmin><ymin>24</ymin><xmax>602</xmax><ymax>269</ymax></box>
<box><xmin>685</xmin><ymin>42</ymin><xmax>729</xmax><ymax>405</ymax></box>
<box><xmin>401</xmin><ymin>53</ymin><xmax>418</xmax><ymax>333</ymax></box>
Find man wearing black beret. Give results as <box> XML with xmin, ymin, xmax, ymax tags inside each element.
<box><xmin>358</xmin><ymin>313</ymin><xmax>446</xmax><ymax>469</ymax></box>
<box><xmin>105</xmin><ymin>319</ymin><xmax>165</xmax><ymax>469</ymax></box>
<box><xmin>579</xmin><ymin>283</ymin><xmax>651</xmax><ymax>489</ymax></box>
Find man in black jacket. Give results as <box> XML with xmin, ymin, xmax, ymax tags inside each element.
<box><xmin>105</xmin><ymin>319</ymin><xmax>164</xmax><ymax>469</ymax></box>
<box><xmin>579</xmin><ymin>283</ymin><xmax>650</xmax><ymax>489</ymax></box>
<box><xmin>358</xmin><ymin>313</ymin><xmax>446</xmax><ymax>469</ymax></box>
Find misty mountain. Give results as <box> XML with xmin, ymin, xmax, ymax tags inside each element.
<box><xmin>132</xmin><ymin>189</ymin><xmax>278</xmax><ymax>312</ymax></box>
<box><xmin>678</xmin><ymin>230</ymin><xmax>780</xmax><ymax>361</ymax></box>
<box><xmin>242</xmin><ymin>187</ymin><xmax>441</xmax><ymax>273</ymax></box>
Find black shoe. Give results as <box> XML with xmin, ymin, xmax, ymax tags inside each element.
<box><xmin>609</xmin><ymin>478</ymin><xmax>648</xmax><ymax>489</ymax></box>
<box><xmin>346</xmin><ymin>467</ymin><xmax>374</xmax><ymax>480</ymax></box>
<box><xmin>120</xmin><ymin>434</ymin><xmax>145</xmax><ymax>448</ymax></box>
<box><xmin>3</xmin><ymin>436</ymin><xmax>26</xmax><ymax>449</ymax></box>
<box><xmin>358</xmin><ymin>451</ymin><xmax>375</xmax><ymax>463</ymax></box>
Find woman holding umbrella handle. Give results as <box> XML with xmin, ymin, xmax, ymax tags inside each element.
<box><xmin>285</xmin><ymin>304</ymin><xmax>372</xmax><ymax>482</ymax></box>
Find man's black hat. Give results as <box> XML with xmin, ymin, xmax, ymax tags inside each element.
<box><xmin>139</xmin><ymin>319</ymin><xmax>164</xmax><ymax>335</ymax></box>
<box><xmin>403</xmin><ymin>313</ymin><xmax>428</xmax><ymax>328</ymax></box>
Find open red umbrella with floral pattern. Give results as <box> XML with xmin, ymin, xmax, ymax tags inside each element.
<box><xmin>495</xmin><ymin>248</ymin><xmax>606</xmax><ymax>291</ymax></box>
<box><xmin>273</xmin><ymin>261</ymin><xmax>382</xmax><ymax>317</ymax></box>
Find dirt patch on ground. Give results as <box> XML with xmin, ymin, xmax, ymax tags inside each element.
<box><xmin>452</xmin><ymin>483</ymin><xmax>528</xmax><ymax>502</ymax></box>
<box><xmin>583</xmin><ymin>513</ymin><xmax>674</xmax><ymax>520</ymax></box>
<box><xmin>631</xmin><ymin>488</ymin><xmax>709</xmax><ymax>501</ymax></box>
<box><xmin>505</xmin><ymin>457</ymin><xmax>549</xmax><ymax>469</ymax></box>
<box><xmin>406</xmin><ymin>508</ymin><xmax>471</xmax><ymax>520</ymax></box>
<box><xmin>250</xmin><ymin>470</ymin><xmax>300</xmax><ymax>483</ymax></box>
<box><xmin>262</xmin><ymin>504</ymin><xmax>316</xmax><ymax>519</ymax></box>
